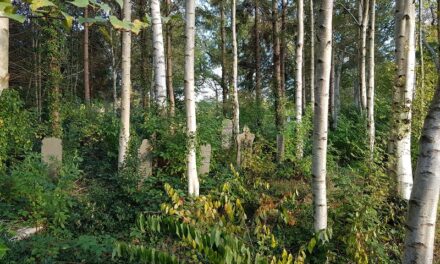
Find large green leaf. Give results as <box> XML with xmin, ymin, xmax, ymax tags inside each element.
<box><xmin>109</xmin><ymin>15</ymin><xmax>130</xmax><ymax>30</ymax></box>
<box><xmin>131</xmin><ymin>19</ymin><xmax>147</xmax><ymax>35</ymax></box>
<box><xmin>78</xmin><ymin>16</ymin><xmax>106</xmax><ymax>24</ymax></box>
<box><xmin>69</xmin><ymin>0</ymin><xmax>89</xmax><ymax>8</ymax></box>
<box><xmin>30</xmin><ymin>0</ymin><xmax>56</xmax><ymax>12</ymax></box>
<box><xmin>61</xmin><ymin>11</ymin><xmax>73</xmax><ymax>28</ymax></box>
<box><xmin>5</xmin><ymin>13</ymin><xmax>26</xmax><ymax>23</ymax></box>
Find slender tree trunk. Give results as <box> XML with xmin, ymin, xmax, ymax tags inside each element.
<box><xmin>334</xmin><ymin>57</ymin><xmax>342</xmax><ymax>129</ymax></box>
<box><xmin>309</xmin><ymin>0</ymin><xmax>315</xmax><ymax>112</ymax></box>
<box><xmin>118</xmin><ymin>0</ymin><xmax>132</xmax><ymax>167</ymax></box>
<box><xmin>367</xmin><ymin>0</ymin><xmax>375</xmax><ymax>160</ymax></box>
<box><xmin>393</xmin><ymin>0</ymin><xmax>416</xmax><ymax>200</ymax></box>
<box><xmin>151</xmin><ymin>0</ymin><xmax>167</xmax><ymax>114</ymax></box>
<box><xmin>359</xmin><ymin>0</ymin><xmax>369</xmax><ymax>111</ymax></box>
<box><xmin>0</xmin><ymin>16</ymin><xmax>9</xmax><ymax>94</ymax></box>
<box><xmin>419</xmin><ymin>0</ymin><xmax>425</xmax><ymax>107</ymax></box>
<box><xmin>330</xmin><ymin>51</ymin><xmax>335</xmax><ymax>129</ymax></box>
<box><xmin>255</xmin><ymin>0</ymin><xmax>262</xmax><ymax>125</ymax></box>
<box><xmin>296</xmin><ymin>0</ymin><xmax>304</xmax><ymax>157</ymax></box>
<box><xmin>83</xmin><ymin>7</ymin><xmax>90</xmax><ymax>104</ymax></box>
<box><xmin>111</xmin><ymin>42</ymin><xmax>118</xmax><ymax>112</ymax></box>
<box><xmin>165</xmin><ymin>0</ymin><xmax>175</xmax><ymax>117</ymax></box>
<box><xmin>402</xmin><ymin>51</ymin><xmax>440</xmax><ymax>264</ymax></box>
<box><xmin>221</xmin><ymin>1</ymin><xmax>228</xmax><ymax>117</ymax></box>
<box><xmin>231</xmin><ymin>0</ymin><xmax>240</xmax><ymax>143</ymax></box>
<box><xmin>280</xmin><ymin>0</ymin><xmax>287</xmax><ymax>95</ymax></box>
<box><xmin>312</xmin><ymin>0</ymin><xmax>333</xmax><ymax>232</ymax></box>
<box><xmin>273</xmin><ymin>0</ymin><xmax>285</xmax><ymax>162</ymax></box>
<box><xmin>185</xmin><ymin>0</ymin><xmax>199</xmax><ymax>196</ymax></box>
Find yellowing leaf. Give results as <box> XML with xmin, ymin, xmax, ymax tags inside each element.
<box><xmin>61</xmin><ymin>11</ymin><xmax>73</xmax><ymax>28</ymax></box>
<box><xmin>30</xmin><ymin>0</ymin><xmax>56</xmax><ymax>12</ymax></box>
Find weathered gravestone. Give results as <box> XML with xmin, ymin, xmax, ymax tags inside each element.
<box><xmin>221</xmin><ymin>119</ymin><xmax>233</xmax><ymax>149</ymax></box>
<box><xmin>199</xmin><ymin>144</ymin><xmax>211</xmax><ymax>175</ymax></box>
<box><xmin>41</xmin><ymin>137</ymin><xmax>62</xmax><ymax>177</ymax></box>
<box><xmin>236</xmin><ymin>126</ymin><xmax>255</xmax><ymax>167</ymax></box>
<box><xmin>138</xmin><ymin>139</ymin><xmax>153</xmax><ymax>179</ymax></box>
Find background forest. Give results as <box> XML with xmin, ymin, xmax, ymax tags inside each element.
<box><xmin>0</xmin><ymin>0</ymin><xmax>439</xmax><ymax>263</ymax></box>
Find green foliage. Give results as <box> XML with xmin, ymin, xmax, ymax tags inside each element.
<box><xmin>0</xmin><ymin>90</ymin><xmax>38</xmax><ymax>172</ymax></box>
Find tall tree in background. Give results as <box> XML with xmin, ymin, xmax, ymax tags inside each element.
<box><xmin>231</xmin><ymin>0</ymin><xmax>239</xmax><ymax>143</ymax></box>
<box><xmin>83</xmin><ymin>7</ymin><xmax>90</xmax><ymax>104</ymax></box>
<box><xmin>220</xmin><ymin>0</ymin><xmax>228</xmax><ymax>117</ymax></box>
<box><xmin>280</xmin><ymin>0</ymin><xmax>287</xmax><ymax>94</ymax></box>
<box><xmin>367</xmin><ymin>0</ymin><xmax>375</xmax><ymax>159</ymax></box>
<box><xmin>273</xmin><ymin>0</ymin><xmax>285</xmax><ymax>162</ymax></box>
<box><xmin>165</xmin><ymin>0</ymin><xmax>175</xmax><ymax>116</ymax></box>
<box><xmin>296</xmin><ymin>0</ymin><xmax>304</xmax><ymax>157</ymax></box>
<box><xmin>358</xmin><ymin>0</ymin><xmax>369</xmax><ymax>111</ymax></box>
<box><xmin>403</xmin><ymin>7</ymin><xmax>440</xmax><ymax>259</ymax></box>
<box><xmin>118</xmin><ymin>0</ymin><xmax>132</xmax><ymax>167</ymax></box>
<box><xmin>392</xmin><ymin>0</ymin><xmax>416</xmax><ymax>200</ymax></box>
<box><xmin>185</xmin><ymin>0</ymin><xmax>199</xmax><ymax>196</ymax></box>
<box><xmin>312</xmin><ymin>0</ymin><xmax>333</xmax><ymax>232</ymax></box>
<box><xmin>0</xmin><ymin>15</ymin><xmax>8</xmax><ymax>94</ymax></box>
<box><xmin>254</xmin><ymin>0</ymin><xmax>262</xmax><ymax>125</ymax></box>
<box><xmin>309</xmin><ymin>0</ymin><xmax>315</xmax><ymax>112</ymax></box>
<box><xmin>151</xmin><ymin>0</ymin><xmax>167</xmax><ymax>114</ymax></box>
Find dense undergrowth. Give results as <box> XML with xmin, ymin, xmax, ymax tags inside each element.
<box><xmin>0</xmin><ymin>90</ymin><xmax>417</xmax><ymax>263</ymax></box>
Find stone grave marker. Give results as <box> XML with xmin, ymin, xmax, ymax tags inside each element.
<box><xmin>138</xmin><ymin>139</ymin><xmax>153</xmax><ymax>179</ymax></box>
<box><xmin>236</xmin><ymin>126</ymin><xmax>255</xmax><ymax>167</ymax></box>
<box><xmin>221</xmin><ymin>119</ymin><xmax>233</xmax><ymax>149</ymax></box>
<box><xmin>41</xmin><ymin>137</ymin><xmax>62</xmax><ymax>177</ymax></box>
<box><xmin>199</xmin><ymin>144</ymin><xmax>211</xmax><ymax>175</ymax></box>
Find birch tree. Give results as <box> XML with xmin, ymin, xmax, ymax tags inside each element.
<box><xmin>367</xmin><ymin>0</ymin><xmax>375</xmax><ymax>159</ymax></box>
<box><xmin>165</xmin><ymin>0</ymin><xmax>175</xmax><ymax>116</ymax></box>
<box><xmin>402</xmin><ymin>60</ymin><xmax>440</xmax><ymax>264</ymax></box>
<box><xmin>0</xmin><ymin>15</ymin><xmax>8</xmax><ymax>95</ymax></box>
<box><xmin>118</xmin><ymin>0</ymin><xmax>132</xmax><ymax>167</ymax></box>
<box><xmin>393</xmin><ymin>0</ymin><xmax>416</xmax><ymax>200</ymax></box>
<box><xmin>220</xmin><ymin>0</ymin><xmax>228</xmax><ymax>117</ymax></box>
<box><xmin>359</xmin><ymin>0</ymin><xmax>369</xmax><ymax>110</ymax></box>
<box><xmin>312</xmin><ymin>0</ymin><xmax>333</xmax><ymax>232</ymax></box>
<box><xmin>231</xmin><ymin>0</ymin><xmax>239</xmax><ymax>143</ymax></box>
<box><xmin>185</xmin><ymin>0</ymin><xmax>199</xmax><ymax>196</ymax></box>
<box><xmin>151</xmin><ymin>0</ymin><xmax>167</xmax><ymax>114</ymax></box>
<box><xmin>296</xmin><ymin>0</ymin><xmax>304</xmax><ymax>157</ymax></box>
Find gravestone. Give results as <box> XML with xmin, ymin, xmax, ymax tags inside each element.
<box><xmin>221</xmin><ymin>119</ymin><xmax>233</xmax><ymax>149</ymax></box>
<box><xmin>199</xmin><ymin>144</ymin><xmax>211</xmax><ymax>175</ymax></box>
<box><xmin>138</xmin><ymin>139</ymin><xmax>153</xmax><ymax>179</ymax></box>
<box><xmin>41</xmin><ymin>137</ymin><xmax>62</xmax><ymax>177</ymax></box>
<box><xmin>236</xmin><ymin>126</ymin><xmax>255</xmax><ymax>167</ymax></box>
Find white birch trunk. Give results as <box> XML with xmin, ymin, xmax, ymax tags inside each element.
<box><xmin>232</xmin><ymin>0</ymin><xmax>240</xmax><ymax>140</ymax></box>
<box><xmin>0</xmin><ymin>15</ymin><xmax>9</xmax><ymax>94</ymax></box>
<box><xmin>296</xmin><ymin>0</ymin><xmax>304</xmax><ymax>122</ymax></box>
<box><xmin>309</xmin><ymin>0</ymin><xmax>315</xmax><ymax>112</ymax></box>
<box><xmin>151</xmin><ymin>0</ymin><xmax>167</xmax><ymax>113</ymax></box>
<box><xmin>394</xmin><ymin>0</ymin><xmax>416</xmax><ymax>200</ymax></box>
<box><xmin>360</xmin><ymin>0</ymin><xmax>369</xmax><ymax>110</ymax></box>
<box><xmin>185</xmin><ymin>0</ymin><xmax>199</xmax><ymax>196</ymax></box>
<box><xmin>367</xmin><ymin>0</ymin><xmax>375</xmax><ymax>160</ymax></box>
<box><xmin>118</xmin><ymin>0</ymin><xmax>132</xmax><ymax>167</ymax></box>
<box><xmin>312</xmin><ymin>0</ymin><xmax>333</xmax><ymax>232</ymax></box>
<box><xmin>402</xmin><ymin>80</ymin><xmax>440</xmax><ymax>264</ymax></box>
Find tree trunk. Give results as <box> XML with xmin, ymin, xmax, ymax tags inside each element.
<box><xmin>185</xmin><ymin>0</ymin><xmax>199</xmax><ymax>196</ymax></box>
<box><xmin>118</xmin><ymin>0</ymin><xmax>132</xmax><ymax>167</ymax></box>
<box><xmin>280</xmin><ymin>0</ymin><xmax>287</xmax><ymax>95</ymax></box>
<box><xmin>83</xmin><ymin>7</ymin><xmax>90</xmax><ymax>104</ymax></box>
<box><xmin>221</xmin><ymin>1</ymin><xmax>228</xmax><ymax>117</ymax></box>
<box><xmin>418</xmin><ymin>0</ymin><xmax>425</xmax><ymax>107</ymax></box>
<box><xmin>312</xmin><ymin>0</ymin><xmax>333</xmax><ymax>232</ymax></box>
<box><xmin>309</xmin><ymin>0</ymin><xmax>315</xmax><ymax>112</ymax></box>
<box><xmin>151</xmin><ymin>0</ymin><xmax>167</xmax><ymax>114</ymax></box>
<box><xmin>330</xmin><ymin>51</ymin><xmax>335</xmax><ymax>129</ymax></box>
<box><xmin>0</xmin><ymin>16</ymin><xmax>9</xmax><ymax>94</ymax></box>
<box><xmin>359</xmin><ymin>0</ymin><xmax>369</xmax><ymax>111</ymax></box>
<box><xmin>367</xmin><ymin>0</ymin><xmax>375</xmax><ymax>160</ymax></box>
<box><xmin>255</xmin><ymin>0</ymin><xmax>262</xmax><ymax>125</ymax></box>
<box><xmin>393</xmin><ymin>0</ymin><xmax>416</xmax><ymax>200</ymax></box>
<box><xmin>273</xmin><ymin>0</ymin><xmax>285</xmax><ymax>162</ymax></box>
<box><xmin>231</xmin><ymin>0</ymin><xmax>240</xmax><ymax>144</ymax></box>
<box><xmin>402</xmin><ymin>60</ymin><xmax>440</xmax><ymax>264</ymax></box>
<box><xmin>166</xmin><ymin>0</ymin><xmax>175</xmax><ymax>117</ymax></box>
<box><xmin>296</xmin><ymin>0</ymin><xmax>304</xmax><ymax>157</ymax></box>
<box><xmin>333</xmin><ymin>55</ymin><xmax>342</xmax><ymax>129</ymax></box>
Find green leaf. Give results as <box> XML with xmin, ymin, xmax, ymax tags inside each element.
<box><xmin>0</xmin><ymin>2</ymin><xmax>13</xmax><ymax>12</ymax></box>
<box><xmin>61</xmin><ymin>11</ymin><xmax>73</xmax><ymax>28</ymax></box>
<box><xmin>3</xmin><ymin>13</ymin><xmax>26</xmax><ymax>23</ymax></box>
<box><xmin>78</xmin><ymin>16</ymin><xmax>106</xmax><ymax>24</ymax></box>
<box><xmin>0</xmin><ymin>242</ymin><xmax>8</xmax><ymax>259</ymax></box>
<box><xmin>114</xmin><ymin>0</ymin><xmax>123</xmax><ymax>9</ymax></box>
<box><xmin>69</xmin><ymin>0</ymin><xmax>89</xmax><ymax>8</ymax></box>
<box><xmin>30</xmin><ymin>0</ymin><xmax>56</xmax><ymax>12</ymax></box>
<box><xmin>307</xmin><ymin>237</ymin><xmax>316</xmax><ymax>253</ymax></box>
<box><xmin>131</xmin><ymin>19</ymin><xmax>147</xmax><ymax>35</ymax></box>
<box><xmin>109</xmin><ymin>15</ymin><xmax>130</xmax><ymax>30</ymax></box>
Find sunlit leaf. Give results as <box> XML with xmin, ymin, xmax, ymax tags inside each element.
<box><xmin>61</xmin><ymin>11</ymin><xmax>73</xmax><ymax>28</ymax></box>
<box><xmin>131</xmin><ymin>19</ymin><xmax>147</xmax><ymax>35</ymax></box>
<box><xmin>30</xmin><ymin>0</ymin><xmax>56</xmax><ymax>12</ymax></box>
<box><xmin>3</xmin><ymin>13</ymin><xmax>25</xmax><ymax>23</ymax></box>
<box><xmin>69</xmin><ymin>0</ymin><xmax>89</xmax><ymax>8</ymax></box>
